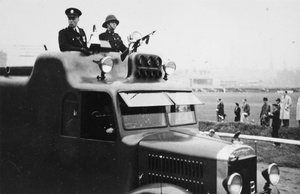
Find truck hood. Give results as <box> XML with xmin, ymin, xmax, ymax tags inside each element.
<box><xmin>138</xmin><ymin>128</ymin><xmax>230</xmax><ymax>160</ymax></box>
<box><xmin>135</xmin><ymin>127</ymin><xmax>256</xmax><ymax>194</ymax></box>
<box><xmin>122</xmin><ymin>127</ymin><xmax>255</xmax><ymax>160</ymax></box>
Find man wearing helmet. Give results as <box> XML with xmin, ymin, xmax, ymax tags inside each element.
<box><xmin>99</xmin><ymin>15</ymin><xmax>127</xmax><ymax>53</ymax></box>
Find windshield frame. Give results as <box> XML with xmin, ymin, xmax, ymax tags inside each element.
<box><xmin>119</xmin><ymin>91</ymin><xmax>201</xmax><ymax>130</ymax></box>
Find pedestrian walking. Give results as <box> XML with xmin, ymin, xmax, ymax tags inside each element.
<box><xmin>240</xmin><ymin>99</ymin><xmax>250</xmax><ymax>123</ymax></box>
<box><xmin>275</xmin><ymin>98</ymin><xmax>281</xmax><ymax>112</ymax></box>
<box><xmin>275</xmin><ymin>98</ymin><xmax>282</xmax><ymax>126</ymax></box>
<box><xmin>269</xmin><ymin>104</ymin><xmax>281</xmax><ymax>147</ymax></box>
<box><xmin>216</xmin><ymin>98</ymin><xmax>226</xmax><ymax>122</ymax></box>
<box><xmin>234</xmin><ymin>102</ymin><xmax>241</xmax><ymax>122</ymax></box>
<box><xmin>280</xmin><ymin>91</ymin><xmax>292</xmax><ymax>127</ymax></box>
<box><xmin>260</xmin><ymin>97</ymin><xmax>271</xmax><ymax>127</ymax></box>
<box><xmin>296</xmin><ymin>96</ymin><xmax>300</xmax><ymax>127</ymax></box>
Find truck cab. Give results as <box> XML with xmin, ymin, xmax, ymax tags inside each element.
<box><xmin>0</xmin><ymin>33</ymin><xmax>280</xmax><ymax>194</ymax></box>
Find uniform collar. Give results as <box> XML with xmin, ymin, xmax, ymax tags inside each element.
<box><xmin>68</xmin><ymin>26</ymin><xmax>80</xmax><ymax>32</ymax></box>
<box><xmin>106</xmin><ymin>30</ymin><xmax>114</xmax><ymax>34</ymax></box>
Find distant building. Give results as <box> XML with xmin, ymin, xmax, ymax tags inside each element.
<box><xmin>240</xmin><ymin>80</ymin><xmax>263</xmax><ymax>87</ymax></box>
<box><xmin>220</xmin><ymin>80</ymin><xmax>237</xmax><ymax>87</ymax></box>
<box><xmin>191</xmin><ymin>70</ymin><xmax>213</xmax><ymax>86</ymax></box>
<box><xmin>169</xmin><ymin>69</ymin><xmax>217</xmax><ymax>92</ymax></box>
<box><xmin>167</xmin><ymin>66</ymin><xmax>300</xmax><ymax>91</ymax></box>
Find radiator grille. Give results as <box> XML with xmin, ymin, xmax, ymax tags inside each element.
<box><xmin>148</xmin><ymin>154</ymin><xmax>203</xmax><ymax>178</ymax></box>
<box><xmin>146</xmin><ymin>154</ymin><xmax>204</xmax><ymax>193</ymax></box>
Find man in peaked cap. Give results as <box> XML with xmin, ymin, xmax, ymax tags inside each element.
<box><xmin>99</xmin><ymin>15</ymin><xmax>127</xmax><ymax>53</ymax></box>
<box><xmin>58</xmin><ymin>8</ymin><xmax>90</xmax><ymax>55</ymax></box>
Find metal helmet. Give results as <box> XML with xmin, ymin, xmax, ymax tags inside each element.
<box><xmin>102</xmin><ymin>15</ymin><xmax>119</xmax><ymax>28</ymax></box>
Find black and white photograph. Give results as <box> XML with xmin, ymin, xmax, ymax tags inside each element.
<box><xmin>0</xmin><ymin>0</ymin><xmax>299</xmax><ymax>193</ymax></box>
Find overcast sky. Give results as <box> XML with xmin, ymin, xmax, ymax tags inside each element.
<box><xmin>0</xmin><ymin>0</ymin><xmax>299</xmax><ymax>72</ymax></box>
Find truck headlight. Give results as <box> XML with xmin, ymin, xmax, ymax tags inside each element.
<box><xmin>262</xmin><ymin>163</ymin><xmax>280</xmax><ymax>185</ymax></box>
<box><xmin>93</xmin><ymin>56</ymin><xmax>114</xmax><ymax>80</ymax></box>
<box><xmin>163</xmin><ymin>61</ymin><xmax>176</xmax><ymax>80</ymax></box>
<box><xmin>164</xmin><ymin>61</ymin><xmax>176</xmax><ymax>75</ymax></box>
<box><xmin>100</xmin><ymin>56</ymin><xmax>114</xmax><ymax>73</ymax></box>
<box><xmin>223</xmin><ymin>173</ymin><xmax>243</xmax><ymax>194</ymax></box>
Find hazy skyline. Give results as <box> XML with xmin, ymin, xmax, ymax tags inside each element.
<box><xmin>0</xmin><ymin>0</ymin><xmax>299</xmax><ymax>73</ymax></box>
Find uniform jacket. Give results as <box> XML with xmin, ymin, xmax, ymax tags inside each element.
<box><xmin>280</xmin><ymin>94</ymin><xmax>292</xmax><ymax>119</ymax></box>
<box><xmin>99</xmin><ymin>30</ymin><xmax>127</xmax><ymax>53</ymax></box>
<box><xmin>59</xmin><ymin>27</ymin><xmax>88</xmax><ymax>51</ymax></box>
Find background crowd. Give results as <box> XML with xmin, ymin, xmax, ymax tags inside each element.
<box><xmin>216</xmin><ymin>91</ymin><xmax>300</xmax><ymax>127</ymax></box>
<box><xmin>215</xmin><ymin>91</ymin><xmax>300</xmax><ymax>146</ymax></box>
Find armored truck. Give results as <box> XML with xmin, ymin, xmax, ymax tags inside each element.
<box><xmin>0</xmin><ymin>33</ymin><xmax>280</xmax><ymax>194</ymax></box>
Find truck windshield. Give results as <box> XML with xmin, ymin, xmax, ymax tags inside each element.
<box><xmin>121</xmin><ymin>105</ymin><xmax>167</xmax><ymax>130</ymax></box>
<box><xmin>119</xmin><ymin>92</ymin><xmax>202</xmax><ymax>130</ymax></box>
<box><xmin>167</xmin><ymin>105</ymin><xmax>196</xmax><ymax>126</ymax></box>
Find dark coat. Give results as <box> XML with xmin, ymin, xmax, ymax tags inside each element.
<box><xmin>270</xmin><ymin>109</ymin><xmax>280</xmax><ymax>129</ymax></box>
<box><xmin>99</xmin><ymin>30</ymin><xmax>127</xmax><ymax>53</ymax></box>
<box><xmin>260</xmin><ymin>103</ymin><xmax>271</xmax><ymax>126</ymax></box>
<box><xmin>260</xmin><ymin>103</ymin><xmax>271</xmax><ymax>118</ymax></box>
<box><xmin>242</xmin><ymin>103</ymin><xmax>250</xmax><ymax>116</ymax></box>
<box><xmin>58</xmin><ymin>27</ymin><xmax>88</xmax><ymax>51</ymax></box>
<box><xmin>217</xmin><ymin>102</ymin><xmax>224</xmax><ymax>116</ymax></box>
<box><xmin>234</xmin><ymin>106</ymin><xmax>241</xmax><ymax>121</ymax></box>
<box><xmin>270</xmin><ymin>109</ymin><xmax>280</xmax><ymax>140</ymax></box>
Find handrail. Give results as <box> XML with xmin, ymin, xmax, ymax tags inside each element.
<box><xmin>206</xmin><ymin>131</ymin><xmax>300</xmax><ymax>146</ymax></box>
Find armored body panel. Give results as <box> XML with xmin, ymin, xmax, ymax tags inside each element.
<box><xmin>0</xmin><ymin>51</ymin><xmax>279</xmax><ymax>194</ymax></box>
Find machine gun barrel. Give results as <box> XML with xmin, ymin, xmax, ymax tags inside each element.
<box><xmin>121</xmin><ymin>30</ymin><xmax>156</xmax><ymax>61</ymax></box>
